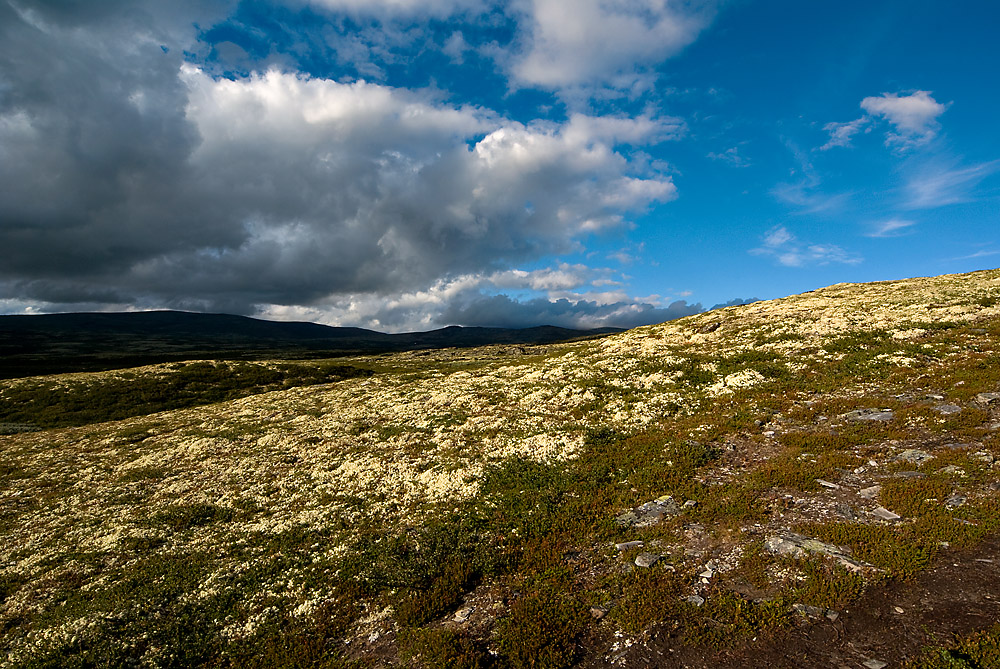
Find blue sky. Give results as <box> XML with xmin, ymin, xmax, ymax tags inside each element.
<box><xmin>1</xmin><ymin>0</ymin><xmax>997</xmax><ymax>331</ymax></box>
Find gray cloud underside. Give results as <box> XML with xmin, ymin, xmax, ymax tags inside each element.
<box><xmin>0</xmin><ymin>1</ymin><xmax>696</xmax><ymax>329</ymax></box>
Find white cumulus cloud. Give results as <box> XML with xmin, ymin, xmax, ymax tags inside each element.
<box><xmin>860</xmin><ymin>90</ymin><xmax>947</xmax><ymax>148</ymax></box>
<box><xmin>509</xmin><ymin>0</ymin><xmax>715</xmax><ymax>94</ymax></box>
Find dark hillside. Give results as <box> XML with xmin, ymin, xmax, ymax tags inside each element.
<box><xmin>0</xmin><ymin>311</ymin><xmax>621</xmax><ymax>378</ymax></box>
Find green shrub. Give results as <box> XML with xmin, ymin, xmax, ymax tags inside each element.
<box><xmin>496</xmin><ymin>590</ymin><xmax>586</xmax><ymax>669</ymax></box>
<box><xmin>401</xmin><ymin>628</ymin><xmax>489</xmax><ymax>669</ymax></box>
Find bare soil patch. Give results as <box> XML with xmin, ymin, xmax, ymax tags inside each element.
<box><xmin>616</xmin><ymin>533</ymin><xmax>1000</xmax><ymax>668</ymax></box>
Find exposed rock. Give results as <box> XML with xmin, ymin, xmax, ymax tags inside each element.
<box><xmin>634</xmin><ymin>552</ymin><xmax>661</xmax><ymax>568</ymax></box>
<box><xmin>871</xmin><ymin>506</ymin><xmax>902</xmax><ymax>521</ymax></box>
<box><xmin>835</xmin><ymin>503</ymin><xmax>857</xmax><ymax>520</ymax></box>
<box><xmin>590</xmin><ymin>606</ymin><xmax>608</xmax><ymax>620</ymax></box>
<box><xmin>816</xmin><ymin>479</ymin><xmax>840</xmax><ymax>489</ymax></box>
<box><xmin>616</xmin><ymin>495</ymin><xmax>680</xmax><ymax>527</ymax></box>
<box><xmin>944</xmin><ymin>442</ymin><xmax>974</xmax><ymax>450</ymax></box>
<box><xmin>841</xmin><ymin>408</ymin><xmax>894</xmax><ymax>422</ymax></box>
<box><xmin>615</xmin><ymin>540</ymin><xmax>645</xmax><ymax>552</ymax></box>
<box><xmin>791</xmin><ymin>603</ymin><xmax>827</xmax><ymax>619</ymax></box>
<box><xmin>934</xmin><ymin>403</ymin><xmax>963</xmax><ymax>415</ymax></box>
<box><xmin>685</xmin><ymin>595</ymin><xmax>705</xmax><ymax>606</ymax></box>
<box><xmin>863</xmin><ymin>660</ymin><xmax>888</xmax><ymax>669</ymax></box>
<box><xmin>698</xmin><ymin>321</ymin><xmax>722</xmax><ymax>333</ymax></box>
<box><xmin>945</xmin><ymin>495</ymin><xmax>967</xmax><ymax>509</ymax></box>
<box><xmin>975</xmin><ymin>392</ymin><xmax>1000</xmax><ymax>405</ymax></box>
<box><xmin>893</xmin><ymin>470</ymin><xmax>926</xmax><ymax>479</ymax></box>
<box><xmin>937</xmin><ymin>465</ymin><xmax>966</xmax><ymax>476</ymax></box>
<box><xmin>766</xmin><ymin>532</ymin><xmax>870</xmax><ymax>572</ymax></box>
<box><xmin>859</xmin><ymin>485</ymin><xmax>881</xmax><ymax>499</ymax></box>
<box><xmin>895</xmin><ymin>449</ymin><xmax>934</xmax><ymax>464</ymax></box>
<box><xmin>453</xmin><ymin>607</ymin><xmax>474</xmax><ymax>623</ymax></box>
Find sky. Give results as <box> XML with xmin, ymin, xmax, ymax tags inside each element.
<box><xmin>1</xmin><ymin>0</ymin><xmax>998</xmax><ymax>332</ymax></box>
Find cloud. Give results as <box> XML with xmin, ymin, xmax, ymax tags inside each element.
<box><xmin>903</xmin><ymin>160</ymin><xmax>1000</xmax><ymax>209</ymax></box>
<box><xmin>507</xmin><ymin>0</ymin><xmax>716</xmax><ymax>95</ymax></box>
<box><xmin>945</xmin><ymin>248</ymin><xmax>1000</xmax><ymax>262</ymax></box>
<box><xmin>820</xmin><ymin>117</ymin><xmax>869</xmax><ymax>150</ymax></box>
<box><xmin>299</xmin><ymin>0</ymin><xmax>486</xmax><ymax>17</ymax></box>
<box><xmin>860</xmin><ymin>90</ymin><xmax>947</xmax><ymax>148</ymax></box>
<box><xmin>751</xmin><ymin>226</ymin><xmax>861</xmax><ymax>268</ymax></box>
<box><xmin>438</xmin><ymin>293</ymin><xmax>705</xmax><ymax>330</ymax></box>
<box><xmin>771</xmin><ymin>182</ymin><xmax>849</xmax><ymax>214</ymax></box>
<box><xmin>866</xmin><ymin>218</ymin><xmax>916</xmax><ymax>238</ymax></box>
<box><xmin>255</xmin><ymin>270</ymin><xmax>706</xmax><ymax>331</ymax></box>
<box><xmin>707</xmin><ymin>146</ymin><xmax>749</xmax><ymax>166</ymax></box>
<box><xmin>0</xmin><ymin>0</ymin><xmax>681</xmax><ymax>326</ymax></box>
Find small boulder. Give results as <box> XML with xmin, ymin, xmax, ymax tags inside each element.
<box><xmin>616</xmin><ymin>496</ymin><xmax>681</xmax><ymax>528</ymax></box>
<box><xmin>859</xmin><ymin>485</ymin><xmax>881</xmax><ymax>499</ymax></box>
<box><xmin>634</xmin><ymin>552</ymin><xmax>661</xmax><ymax>568</ymax></box>
<box><xmin>975</xmin><ymin>392</ymin><xmax>1000</xmax><ymax>405</ymax></box>
<box><xmin>841</xmin><ymin>408</ymin><xmax>894</xmax><ymax>422</ymax></box>
<box><xmin>871</xmin><ymin>506</ymin><xmax>902</xmax><ymax>521</ymax></box>
<box><xmin>895</xmin><ymin>449</ymin><xmax>934</xmax><ymax>464</ymax></box>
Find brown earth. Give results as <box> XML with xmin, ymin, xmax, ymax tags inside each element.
<box><xmin>610</xmin><ymin>533</ymin><xmax>1000</xmax><ymax>668</ymax></box>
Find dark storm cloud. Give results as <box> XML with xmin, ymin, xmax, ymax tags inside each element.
<box><xmin>0</xmin><ymin>0</ymin><xmax>680</xmax><ymax>328</ymax></box>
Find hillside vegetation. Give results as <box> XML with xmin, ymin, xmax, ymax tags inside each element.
<box><xmin>2</xmin><ymin>269</ymin><xmax>1000</xmax><ymax>667</ymax></box>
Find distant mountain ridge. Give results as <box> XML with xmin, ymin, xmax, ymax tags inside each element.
<box><xmin>0</xmin><ymin>310</ymin><xmax>622</xmax><ymax>378</ymax></box>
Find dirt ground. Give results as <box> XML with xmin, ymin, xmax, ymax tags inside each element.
<box><xmin>612</xmin><ymin>533</ymin><xmax>1000</xmax><ymax>668</ymax></box>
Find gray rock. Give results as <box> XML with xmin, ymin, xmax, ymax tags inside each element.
<box><xmin>895</xmin><ymin>449</ymin><xmax>934</xmax><ymax>464</ymax></box>
<box><xmin>872</xmin><ymin>506</ymin><xmax>902</xmax><ymax>521</ymax></box>
<box><xmin>634</xmin><ymin>552</ymin><xmax>661</xmax><ymax>568</ymax></box>
<box><xmin>859</xmin><ymin>485</ymin><xmax>881</xmax><ymax>499</ymax></box>
<box><xmin>934</xmin><ymin>403</ymin><xmax>963</xmax><ymax>415</ymax></box>
<box><xmin>946</xmin><ymin>495</ymin><xmax>967</xmax><ymax>508</ymax></box>
<box><xmin>842</xmin><ymin>408</ymin><xmax>894</xmax><ymax>422</ymax></box>
<box><xmin>863</xmin><ymin>661</ymin><xmax>888</xmax><ymax>669</ymax></box>
<box><xmin>835</xmin><ymin>503</ymin><xmax>857</xmax><ymax>520</ymax></box>
<box><xmin>791</xmin><ymin>603</ymin><xmax>826</xmax><ymax>619</ymax></box>
<box><xmin>944</xmin><ymin>442</ymin><xmax>974</xmax><ymax>450</ymax></box>
<box><xmin>766</xmin><ymin>532</ymin><xmax>869</xmax><ymax>572</ymax></box>
<box><xmin>615</xmin><ymin>495</ymin><xmax>681</xmax><ymax>528</ymax></box>
<box><xmin>893</xmin><ymin>448</ymin><xmax>934</xmax><ymax>465</ymax></box>
<box><xmin>615</xmin><ymin>540</ymin><xmax>645</xmax><ymax>552</ymax></box>
<box><xmin>453</xmin><ymin>607</ymin><xmax>475</xmax><ymax>623</ymax></box>
<box><xmin>936</xmin><ymin>465</ymin><xmax>966</xmax><ymax>476</ymax></box>
<box><xmin>816</xmin><ymin>479</ymin><xmax>841</xmax><ymax>489</ymax></box>
<box><xmin>685</xmin><ymin>595</ymin><xmax>705</xmax><ymax>606</ymax></box>
<box><xmin>893</xmin><ymin>470</ymin><xmax>926</xmax><ymax>479</ymax></box>
<box><xmin>975</xmin><ymin>392</ymin><xmax>1000</xmax><ymax>405</ymax></box>
<box><xmin>989</xmin><ymin>482</ymin><xmax>1000</xmax><ymax>491</ymax></box>
<box><xmin>589</xmin><ymin>606</ymin><xmax>608</xmax><ymax>620</ymax></box>
<box><xmin>698</xmin><ymin>321</ymin><xmax>722</xmax><ymax>333</ymax></box>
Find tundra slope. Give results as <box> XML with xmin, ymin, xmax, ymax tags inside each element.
<box><xmin>1</xmin><ymin>269</ymin><xmax>999</xmax><ymax>667</ymax></box>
